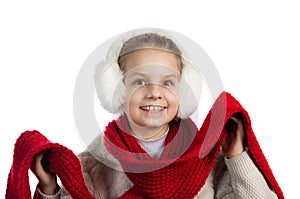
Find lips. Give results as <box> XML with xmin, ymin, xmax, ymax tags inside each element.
<box><xmin>140</xmin><ymin>105</ymin><xmax>166</xmax><ymax>111</ymax></box>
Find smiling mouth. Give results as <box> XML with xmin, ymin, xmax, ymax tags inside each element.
<box><xmin>140</xmin><ymin>105</ymin><xmax>166</xmax><ymax>112</ymax></box>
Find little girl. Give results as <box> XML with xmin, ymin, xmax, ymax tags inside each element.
<box><xmin>32</xmin><ymin>29</ymin><xmax>280</xmax><ymax>198</ymax></box>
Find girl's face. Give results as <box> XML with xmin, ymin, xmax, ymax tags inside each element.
<box><xmin>122</xmin><ymin>49</ymin><xmax>181</xmax><ymax>139</ymax></box>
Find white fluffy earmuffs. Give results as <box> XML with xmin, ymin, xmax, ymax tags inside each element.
<box><xmin>94</xmin><ymin>28</ymin><xmax>203</xmax><ymax>119</ymax></box>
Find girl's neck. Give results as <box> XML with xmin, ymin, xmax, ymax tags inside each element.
<box><xmin>129</xmin><ymin>123</ymin><xmax>169</xmax><ymax>140</ymax></box>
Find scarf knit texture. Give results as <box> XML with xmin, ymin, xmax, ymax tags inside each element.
<box><xmin>6</xmin><ymin>92</ymin><xmax>284</xmax><ymax>199</ymax></box>
<box><xmin>5</xmin><ymin>131</ymin><xmax>94</xmax><ymax>199</ymax></box>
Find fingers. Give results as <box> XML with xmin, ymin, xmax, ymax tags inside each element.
<box><xmin>229</xmin><ymin>116</ymin><xmax>239</xmax><ymax>123</ymax></box>
<box><xmin>30</xmin><ymin>151</ymin><xmax>44</xmax><ymax>173</ymax></box>
<box><xmin>222</xmin><ymin>114</ymin><xmax>246</xmax><ymax>158</ymax></box>
<box><xmin>41</xmin><ymin>150</ymin><xmax>55</xmax><ymax>174</ymax></box>
<box><xmin>229</xmin><ymin>116</ymin><xmax>245</xmax><ymax>139</ymax></box>
<box><xmin>230</xmin><ymin>116</ymin><xmax>243</xmax><ymax>129</ymax></box>
<box><xmin>30</xmin><ymin>150</ymin><xmax>56</xmax><ymax>180</ymax></box>
<box><xmin>225</xmin><ymin>118</ymin><xmax>238</xmax><ymax>134</ymax></box>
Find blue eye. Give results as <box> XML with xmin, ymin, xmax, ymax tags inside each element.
<box><xmin>163</xmin><ymin>80</ymin><xmax>173</xmax><ymax>86</ymax></box>
<box><xmin>134</xmin><ymin>79</ymin><xmax>146</xmax><ymax>85</ymax></box>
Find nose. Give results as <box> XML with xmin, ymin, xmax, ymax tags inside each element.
<box><xmin>145</xmin><ymin>83</ymin><xmax>162</xmax><ymax>99</ymax></box>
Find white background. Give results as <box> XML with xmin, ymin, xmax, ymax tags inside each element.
<box><xmin>1</xmin><ymin>1</ymin><xmax>299</xmax><ymax>198</ymax></box>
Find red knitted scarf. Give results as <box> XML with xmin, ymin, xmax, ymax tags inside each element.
<box><xmin>6</xmin><ymin>92</ymin><xmax>284</xmax><ymax>199</ymax></box>
<box><xmin>6</xmin><ymin>130</ymin><xmax>94</xmax><ymax>199</ymax></box>
<box><xmin>104</xmin><ymin>92</ymin><xmax>284</xmax><ymax>199</ymax></box>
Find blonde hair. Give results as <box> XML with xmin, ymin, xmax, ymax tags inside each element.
<box><xmin>118</xmin><ymin>33</ymin><xmax>183</xmax><ymax>73</ymax></box>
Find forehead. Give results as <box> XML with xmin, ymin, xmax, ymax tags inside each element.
<box><xmin>124</xmin><ymin>63</ymin><xmax>180</xmax><ymax>80</ymax></box>
<box><xmin>121</xmin><ymin>49</ymin><xmax>181</xmax><ymax>73</ymax></box>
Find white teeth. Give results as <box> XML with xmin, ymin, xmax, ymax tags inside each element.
<box><xmin>141</xmin><ymin>106</ymin><xmax>165</xmax><ymax>111</ymax></box>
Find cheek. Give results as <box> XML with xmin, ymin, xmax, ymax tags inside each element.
<box><xmin>125</xmin><ymin>88</ymin><xmax>143</xmax><ymax>109</ymax></box>
<box><xmin>170</xmin><ymin>96</ymin><xmax>180</xmax><ymax>109</ymax></box>
<box><xmin>165</xmin><ymin>89</ymin><xmax>180</xmax><ymax>108</ymax></box>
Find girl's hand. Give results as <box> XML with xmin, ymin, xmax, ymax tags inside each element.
<box><xmin>223</xmin><ymin>115</ymin><xmax>245</xmax><ymax>158</ymax></box>
<box><xmin>30</xmin><ymin>150</ymin><xmax>58</xmax><ymax>195</ymax></box>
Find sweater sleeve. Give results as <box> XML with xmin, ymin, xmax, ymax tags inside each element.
<box><xmin>224</xmin><ymin>150</ymin><xmax>278</xmax><ymax>199</ymax></box>
<box><xmin>33</xmin><ymin>186</ymin><xmax>61</xmax><ymax>199</ymax></box>
<box><xmin>33</xmin><ymin>185</ymin><xmax>73</xmax><ymax>199</ymax></box>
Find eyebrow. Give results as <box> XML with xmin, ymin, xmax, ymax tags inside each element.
<box><xmin>164</xmin><ymin>74</ymin><xmax>180</xmax><ymax>79</ymax></box>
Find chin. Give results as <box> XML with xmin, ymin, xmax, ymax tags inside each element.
<box><xmin>148</xmin><ymin>118</ymin><xmax>170</xmax><ymax>127</ymax></box>
<box><xmin>133</xmin><ymin>117</ymin><xmax>167</xmax><ymax>128</ymax></box>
